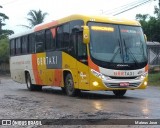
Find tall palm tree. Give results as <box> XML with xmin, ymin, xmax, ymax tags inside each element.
<box><xmin>21</xmin><ymin>9</ymin><xmax>48</xmax><ymax>29</ymax></box>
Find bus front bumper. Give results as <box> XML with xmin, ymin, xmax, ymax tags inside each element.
<box><xmin>102</xmin><ymin>77</ymin><xmax>148</xmax><ymax>89</ymax></box>
<box><xmin>90</xmin><ymin>75</ymin><xmax>148</xmax><ymax>91</ymax></box>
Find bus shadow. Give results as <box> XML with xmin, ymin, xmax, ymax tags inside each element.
<box><xmin>41</xmin><ymin>87</ymin><xmax>143</xmax><ymax>100</ymax></box>
<box><xmin>18</xmin><ymin>87</ymin><xmax>143</xmax><ymax>100</ymax></box>
<box><xmin>77</xmin><ymin>91</ymin><xmax>141</xmax><ymax>100</ymax></box>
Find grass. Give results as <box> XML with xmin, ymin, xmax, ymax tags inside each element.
<box><xmin>148</xmin><ymin>72</ymin><xmax>160</xmax><ymax>86</ymax></box>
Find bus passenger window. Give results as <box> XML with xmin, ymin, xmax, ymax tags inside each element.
<box><xmin>15</xmin><ymin>38</ymin><xmax>21</xmax><ymax>55</ymax></box>
<box><xmin>77</xmin><ymin>32</ymin><xmax>87</xmax><ymax>63</ymax></box>
<box><xmin>28</xmin><ymin>34</ymin><xmax>35</xmax><ymax>53</ymax></box>
<box><xmin>56</xmin><ymin>26</ymin><xmax>63</xmax><ymax>49</ymax></box>
<box><xmin>10</xmin><ymin>39</ymin><xmax>15</xmax><ymax>56</ymax></box>
<box><xmin>35</xmin><ymin>31</ymin><xmax>45</xmax><ymax>53</ymax></box>
<box><xmin>45</xmin><ymin>29</ymin><xmax>56</xmax><ymax>51</ymax></box>
<box><xmin>22</xmin><ymin>36</ymin><xmax>28</xmax><ymax>54</ymax></box>
<box><xmin>70</xmin><ymin>34</ymin><xmax>76</xmax><ymax>57</ymax></box>
<box><xmin>56</xmin><ymin>23</ymin><xmax>69</xmax><ymax>50</ymax></box>
<box><xmin>63</xmin><ymin>23</ymin><xmax>69</xmax><ymax>48</ymax></box>
<box><xmin>36</xmin><ymin>42</ymin><xmax>44</xmax><ymax>53</ymax></box>
<box><xmin>69</xmin><ymin>20</ymin><xmax>84</xmax><ymax>57</ymax></box>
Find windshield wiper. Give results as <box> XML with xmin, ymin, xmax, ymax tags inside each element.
<box><xmin>110</xmin><ymin>47</ymin><xmax>120</xmax><ymax>63</ymax></box>
<box><xmin>110</xmin><ymin>39</ymin><xmax>122</xmax><ymax>63</ymax></box>
<box><xmin>123</xmin><ymin>39</ymin><xmax>139</xmax><ymax>67</ymax></box>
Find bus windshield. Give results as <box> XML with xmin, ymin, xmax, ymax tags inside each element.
<box><xmin>88</xmin><ymin>22</ymin><xmax>147</xmax><ymax>64</ymax></box>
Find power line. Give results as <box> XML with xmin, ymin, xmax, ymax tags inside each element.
<box><xmin>114</xmin><ymin>0</ymin><xmax>152</xmax><ymax>16</ymax></box>
<box><xmin>103</xmin><ymin>0</ymin><xmax>146</xmax><ymax>15</ymax></box>
<box><xmin>101</xmin><ymin>0</ymin><xmax>153</xmax><ymax>16</ymax></box>
<box><xmin>1</xmin><ymin>0</ymin><xmax>20</xmax><ymax>6</ymax></box>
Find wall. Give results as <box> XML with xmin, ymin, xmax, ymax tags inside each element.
<box><xmin>0</xmin><ymin>63</ymin><xmax>10</xmax><ymax>73</ymax></box>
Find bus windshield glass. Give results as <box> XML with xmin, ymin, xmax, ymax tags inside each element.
<box><xmin>88</xmin><ymin>22</ymin><xmax>147</xmax><ymax>64</ymax></box>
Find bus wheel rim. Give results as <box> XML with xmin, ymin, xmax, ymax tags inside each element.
<box><xmin>67</xmin><ymin>79</ymin><xmax>73</xmax><ymax>92</ymax></box>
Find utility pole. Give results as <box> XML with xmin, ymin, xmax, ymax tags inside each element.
<box><xmin>159</xmin><ymin>0</ymin><xmax>160</xmax><ymax>8</ymax></box>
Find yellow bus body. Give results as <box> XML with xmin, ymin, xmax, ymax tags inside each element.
<box><xmin>9</xmin><ymin>14</ymin><xmax>148</xmax><ymax>93</ymax></box>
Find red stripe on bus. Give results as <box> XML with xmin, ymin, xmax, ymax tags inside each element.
<box><xmin>145</xmin><ymin>64</ymin><xmax>148</xmax><ymax>72</ymax></box>
<box><xmin>54</xmin><ymin>69</ymin><xmax>62</xmax><ymax>86</ymax></box>
<box><xmin>32</xmin><ymin>54</ymin><xmax>43</xmax><ymax>85</ymax></box>
<box><xmin>51</xmin><ymin>28</ymin><xmax>56</xmax><ymax>38</ymax></box>
<box><xmin>88</xmin><ymin>56</ymin><xmax>100</xmax><ymax>72</ymax></box>
<box><xmin>34</xmin><ymin>21</ymin><xmax>58</xmax><ymax>32</ymax></box>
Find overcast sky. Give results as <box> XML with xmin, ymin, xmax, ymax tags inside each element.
<box><xmin>0</xmin><ymin>0</ymin><xmax>159</xmax><ymax>34</ymax></box>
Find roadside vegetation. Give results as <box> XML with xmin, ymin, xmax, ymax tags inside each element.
<box><xmin>148</xmin><ymin>66</ymin><xmax>160</xmax><ymax>86</ymax></box>
<box><xmin>137</xmin><ymin>3</ymin><xmax>160</xmax><ymax>86</ymax></box>
<box><xmin>0</xmin><ymin>5</ymin><xmax>13</xmax><ymax>64</ymax></box>
<box><xmin>148</xmin><ymin>72</ymin><xmax>160</xmax><ymax>86</ymax></box>
<box><xmin>136</xmin><ymin>3</ymin><xmax>160</xmax><ymax>42</ymax></box>
<box><xmin>0</xmin><ymin>5</ymin><xmax>14</xmax><ymax>39</ymax></box>
<box><xmin>0</xmin><ymin>6</ymin><xmax>48</xmax><ymax>65</ymax></box>
<box><xmin>0</xmin><ymin>38</ymin><xmax>9</xmax><ymax>63</ymax></box>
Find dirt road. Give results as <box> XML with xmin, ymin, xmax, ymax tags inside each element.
<box><xmin>0</xmin><ymin>76</ymin><xmax>160</xmax><ymax>127</ymax></box>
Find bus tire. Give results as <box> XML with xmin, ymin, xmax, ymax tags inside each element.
<box><xmin>113</xmin><ymin>90</ymin><xmax>127</xmax><ymax>97</ymax></box>
<box><xmin>61</xmin><ymin>87</ymin><xmax>66</xmax><ymax>94</ymax></box>
<box><xmin>34</xmin><ymin>85</ymin><xmax>42</xmax><ymax>91</ymax></box>
<box><xmin>65</xmin><ymin>73</ymin><xmax>78</xmax><ymax>96</ymax></box>
<box><xmin>26</xmin><ymin>73</ymin><xmax>42</xmax><ymax>91</ymax></box>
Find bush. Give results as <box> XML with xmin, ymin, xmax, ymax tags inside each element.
<box><xmin>149</xmin><ymin>66</ymin><xmax>160</xmax><ymax>73</ymax></box>
<box><xmin>148</xmin><ymin>72</ymin><xmax>160</xmax><ymax>86</ymax></box>
<box><xmin>0</xmin><ymin>38</ymin><xmax>9</xmax><ymax>64</ymax></box>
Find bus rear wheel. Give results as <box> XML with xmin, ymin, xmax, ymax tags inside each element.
<box><xmin>65</xmin><ymin>73</ymin><xmax>80</xmax><ymax>96</ymax></box>
<box><xmin>113</xmin><ymin>90</ymin><xmax>127</xmax><ymax>97</ymax></box>
<box><xmin>26</xmin><ymin>73</ymin><xmax>42</xmax><ymax>91</ymax></box>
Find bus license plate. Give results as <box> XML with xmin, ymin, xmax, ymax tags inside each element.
<box><xmin>120</xmin><ymin>82</ymin><xmax>129</xmax><ymax>87</ymax></box>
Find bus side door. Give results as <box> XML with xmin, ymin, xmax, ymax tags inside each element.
<box><xmin>75</xmin><ymin>32</ymin><xmax>90</xmax><ymax>90</ymax></box>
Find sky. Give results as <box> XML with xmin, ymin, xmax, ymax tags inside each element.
<box><xmin>0</xmin><ymin>0</ymin><xmax>159</xmax><ymax>34</ymax></box>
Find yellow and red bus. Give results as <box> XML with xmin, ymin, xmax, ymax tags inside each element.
<box><xmin>9</xmin><ymin>14</ymin><xmax>148</xmax><ymax>97</ymax></box>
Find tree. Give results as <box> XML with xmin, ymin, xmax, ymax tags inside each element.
<box><xmin>154</xmin><ymin>6</ymin><xmax>160</xmax><ymax>18</ymax></box>
<box><xmin>0</xmin><ymin>38</ymin><xmax>9</xmax><ymax>63</ymax></box>
<box><xmin>136</xmin><ymin>14</ymin><xmax>149</xmax><ymax>21</ymax></box>
<box><xmin>136</xmin><ymin>14</ymin><xmax>149</xmax><ymax>36</ymax></box>
<box><xmin>136</xmin><ymin>3</ymin><xmax>160</xmax><ymax>42</ymax></box>
<box><xmin>0</xmin><ymin>5</ymin><xmax>14</xmax><ymax>39</ymax></box>
<box><xmin>22</xmin><ymin>10</ymin><xmax>48</xmax><ymax>29</ymax></box>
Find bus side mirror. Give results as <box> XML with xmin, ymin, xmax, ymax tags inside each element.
<box><xmin>83</xmin><ymin>26</ymin><xmax>90</xmax><ymax>44</ymax></box>
<box><xmin>144</xmin><ymin>34</ymin><xmax>147</xmax><ymax>42</ymax></box>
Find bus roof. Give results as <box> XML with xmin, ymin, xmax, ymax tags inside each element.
<box><xmin>34</xmin><ymin>14</ymin><xmax>141</xmax><ymax>31</ymax></box>
<box><xmin>10</xmin><ymin>14</ymin><xmax>141</xmax><ymax>39</ymax></box>
<box><xmin>9</xmin><ymin>29</ymin><xmax>34</xmax><ymax>39</ymax></box>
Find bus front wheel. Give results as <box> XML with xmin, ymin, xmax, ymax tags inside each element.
<box><xmin>65</xmin><ymin>73</ymin><xmax>79</xmax><ymax>96</ymax></box>
<box><xmin>26</xmin><ymin>73</ymin><xmax>42</xmax><ymax>91</ymax></box>
<box><xmin>113</xmin><ymin>90</ymin><xmax>127</xmax><ymax>97</ymax></box>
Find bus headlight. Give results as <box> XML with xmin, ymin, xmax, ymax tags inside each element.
<box><xmin>136</xmin><ymin>72</ymin><xmax>148</xmax><ymax>80</ymax></box>
<box><xmin>91</xmin><ymin>69</ymin><xmax>111</xmax><ymax>80</ymax></box>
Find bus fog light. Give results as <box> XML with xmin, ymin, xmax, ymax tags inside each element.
<box><xmin>141</xmin><ymin>75</ymin><xmax>145</xmax><ymax>79</ymax></box>
<box><xmin>144</xmin><ymin>81</ymin><xmax>147</xmax><ymax>86</ymax></box>
<box><xmin>93</xmin><ymin>81</ymin><xmax>99</xmax><ymax>86</ymax></box>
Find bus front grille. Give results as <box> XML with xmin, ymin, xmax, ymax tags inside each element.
<box><xmin>105</xmin><ymin>82</ymin><xmax>141</xmax><ymax>88</ymax></box>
